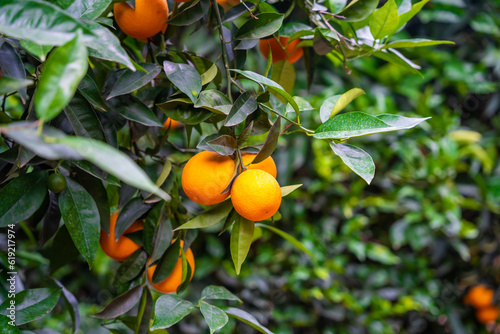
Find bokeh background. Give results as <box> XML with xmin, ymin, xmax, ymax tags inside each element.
<box><xmin>1</xmin><ymin>0</ymin><xmax>499</xmax><ymax>333</ymax></box>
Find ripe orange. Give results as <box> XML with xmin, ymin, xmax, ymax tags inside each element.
<box><xmin>182</xmin><ymin>151</ymin><xmax>235</xmax><ymax>205</ymax></box>
<box><xmin>231</xmin><ymin>169</ymin><xmax>281</xmax><ymax>221</ymax></box>
<box><xmin>259</xmin><ymin>36</ymin><xmax>303</xmax><ymax>64</ymax></box>
<box><xmin>114</xmin><ymin>0</ymin><xmax>169</xmax><ymax>40</ymax></box>
<box><xmin>100</xmin><ymin>212</ymin><xmax>144</xmax><ymax>262</ymax></box>
<box><xmin>476</xmin><ymin>306</ymin><xmax>499</xmax><ymax>324</ymax></box>
<box><xmin>147</xmin><ymin>241</ymin><xmax>195</xmax><ymax>293</ymax></box>
<box><xmin>216</xmin><ymin>0</ymin><xmax>240</xmax><ymax>11</ymax></box>
<box><xmin>464</xmin><ymin>285</ymin><xmax>494</xmax><ymax>309</ymax></box>
<box><xmin>241</xmin><ymin>153</ymin><xmax>277</xmax><ymax>178</ymax></box>
<box><xmin>164</xmin><ymin>118</ymin><xmax>179</xmax><ymax>130</ymax></box>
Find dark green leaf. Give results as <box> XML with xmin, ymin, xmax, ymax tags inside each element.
<box><xmin>0</xmin><ymin>42</ymin><xmax>28</xmax><ymax>101</ymax></box>
<box><xmin>64</xmin><ymin>93</ymin><xmax>106</xmax><ymax>141</ymax></box>
<box><xmin>230</xmin><ymin>218</ymin><xmax>254</xmax><ymax>275</ymax></box>
<box><xmin>223</xmin><ymin>307</ymin><xmax>274</xmax><ymax>334</ymax></box>
<box><xmin>152</xmin><ymin>238</ymin><xmax>181</xmax><ymax>284</ymax></box>
<box><xmin>0</xmin><ymin>170</ymin><xmax>48</xmax><ymax>227</ymax></box>
<box><xmin>200</xmin><ymin>301</ymin><xmax>229</xmax><ymax>334</ymax></box>
<box><xmin>0</xmin><ymin>76</ymin><xmax>33</xmax><ymax>96</ymax></box>
<box><xmin>20</xmin><ymin>40</ymin><xmax>53</xmax><ymax>62</ymax></box>
<box><xmin>256</xmin><ymin>223</ymin><xmax>315</xmax><ymax>259</ymax></box>
<box><xmin>237</xmin><ymin>121</ymin><xmax>254</xmax><ymax>146</ymax></box>
<box><xmin>174</xmin><ymin>200</ymin><xmax>233</xmax><ymax>230</ymax></box>
<box><xmin>78</xmin><ymin>75</ymin><xmax>106</xmax><ymax>112</ymax></box>
<box><xmin>201</xmin><ymin>286</ymin><xmax>242</xmax><ymax>303</ymax></box>
<box><xmin>66</xmin><ymin>0</ymin><xmax>112</xmax><ymax>20</ymax></box>
<box><xmin>107</xmin><ymin>63</ymin><xmax>162</xmax><ymax>100</ymax></box>
<box><xmin>235</xmin><ymin>13</ymin><xmax>284</xmax><ymax>40</ymax></box>
<box><xmin>251</xmin><ymin>116</ymin><xmax>280</xmax><ymax>164</ymax></box>
<box><xmin>107</xmin><ymin>95</ymin><xmax>163</xmax><ymax>127</ymax></box>
<box><xmin>137</xmin><ymin>287</ymin><xmax>153</xmax><ymax>334</ymax></box>
<box><xmin>0</xmin><ymin>315</ymin><xmax>20</xmax><ymax>334</ymax></box>
<box><xmin>114</xmin><ymin>249</ymin><xmax>148</xmax><ymax>285</ymax></box>
<box><xmin>225</xmin><ymin>92</ymin><xmax>258</xmax><ymax>126</ymax></box>
<box><xmin>53</xmin><ymin>279</ymin><xmax>80</xmax><ymax>334</ymax></box>
<box><xmin>150</xmin><ymin>210</ymin><xmax>172</xmax><ymax>263</ymax></box>
<box><xmin>157</xmin><ymin>99</ymin><xmax>212</xmax><ymax>125</ymax></box>
<box><xmin>35</xmin><ymin>33</ymin><xmax>88</xmax><ymax>121</ymax></box>
<box><xmin>150</xmin><ymin>294</ymin><xmax>194</xmax><ymax>330</ymax></box>
<box><xmin>92</xmin><ymin>285</ymin><xmax>143</xmax><ymax>319</ymax></box>
<box><xmin>115</xmin><ymin>197</ymin><xmax>150</xmax><ymax>242</ymax></box>
<box><xmin>231</xmin><ymin>70</ymin><xmax>299</xmax><ymax>112</ymax></box>
<box><xmin>59</xmin><ymin>178</ymin><xmax>100</xmax><ymax>268</ymax></box>
<box><xmin>0</xmin><ymin>288</ymin><xmax>62</xmax><ymax>326</ymax></box>
<box><xmin>373</xmin><ymin>49</ymin><xmax>421</xmax><ymax>75</ymax></box>
<box><xmin>194</xmin><ymin>90</ymin><xmax>232</xmax><ymax>115</ymax></box>
<box><xmin>207</xmin><ymin>135</ymin><xmax>238</xmax><ymax>156</ymax></box>
<box><xmin>167</xmin><ymin>0</ymin><xmax>210</xmax><ymax>26</ymax></box>
<box><xmin>163</xmin><ymin>61</ymin><xmax>202</xmax><ymax>104</ymax></box>
<box><xmin>47</xmin><ymin>225</ymin><xmax>80</xmax><ymax>274</ymax></box>
<box><xmin>338</xmin><ymin>0</ymin><xmax>379</xmax><ymax>22</ymax></box>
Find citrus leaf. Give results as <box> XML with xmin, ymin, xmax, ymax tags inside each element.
<box><xmin>34</xmin><ymin>33</ymin><xmax>88</xmax><ymax>122</ymax></box>
<box><xmin>163</xmin><ymin>61</ymin><xmax>202</xmax><ymax>104</ymax></box>
<box><xmin>281</xmin><ymin>184</ymin><xmax>302</xmax><ymax>197</ymax></box>
<box><xmin>0</xmin><ymin>170</ymin><xmax>48</xmax><ymax>227</ymax></box>
<box><xmin>114</xmin><ymin>249</ymin><xmax>148</xmax><ymax>285</ymax></box>
<box><xmin>151</xmin><ymin>294</ymin><xmax>194</xmax><ymax>330</ymax></box>
<box><xmin>59</xmin><ymin>178</ymin><xmax>100</xmax><ymax>269</ymax></box>
<box><xmin>251</xmin><ymin>116</ymin><xmax>281</xmax><ymax>164</ymax></box>
<box><xmin>383</xmin><ymin>38</ymin><xmax>455</xmax><ymax>49</ymax></box>
<box><xmin>115</xmin><ymin>197</ymin><xmax>150</xmax><ymax>241</ymax></box>
<box><xmin>175</xmin><ymin>200</ymin><xmax>233</xmax><ymax>230</ymax></box>
<box><xmin>225</xmin><ymin>92</ymin><xmax>258</xmax><ymax>126</ymax></box>
<box><xmin>152</xmin><ymin>238</ymin><xmax>181</xmax><ymax>284</ymax></box>
<box><xmin>195</xmin><ymin>90</ymin><xmax>232</xmax><ymax>115</ymax></box>
<box><xmin>256</xmin><ymin>223</ymin><xmax>315</xmax><ymax>259</ymax></box>
<box><xmin>92</xmin><ymin>285</ymin><xmax>143</xmax><ymax>319</ymax></box>
<box><xmin>0</xmin><ymin>42</ymin><xmax>28</xmax><ymax>101</ymax></box>
<box><xmin>270</xmin><ymin>61</ymin><xmax>296</xmax><ymax>95</ymax></box>
<box><xmin>157</xmin><ymin>98</ymin><xmax>212</xmax><ymax>125</ymax></box>
<box><xmin>222</xmin><ymin>307</ymin><xmax>274</xmax><ymax>334</ymax></box>
<box><xmin>319</xmin><ymin>88</ymin><xmax>366</xmax><ymax>123</ymax></box>
<box><xmin>207</xmin><ymin>135</ymin><xmax>238</xmax><ymax>156</ymax></box>
<box><xmin>201</xmin><ymin>286</ymin><xmax>242</xmax><ymax>303</ymax></box>
<box><xmin>77</xmin><ymin>75</ymin><xmax>106</xmax><ymax>112</ymax></box>
<box><xmin>235</xmin><ymin>13</ymin><xmax>284</xmax><ymax>40</ymax></box>
<box><xmin>64</xmin><ymin>93</ymin><xmax>106</xmax><ymax>141</ymax></box>
<box><xmin>107</xmin><ymin>63</ymin><xmax>161</xmax><ymax>100</ymax></box>
<box><xmin>200</xmin><ymin>301</ymin><xmax>229</xmax><ymax>334</ymax></box>
<box><xmin>369</xmin><ymin>0</ymin><xmax>399</xmax><ymax>39</ymax></box>
<box><xmin>0</xmin><ymin>76</ymin><xmax>33</xmax><ymax>96</ymax></box>
<box><xmin>230</xmin><ymin>218</ymin><xmax>254</xmax><ymax>275</ymax></box>
<box><xmin>107</xmin><ymin>95</ymin><xmax>163</xmax><ymax>127</ymax></box>
<box><xmin>338</xmin><ymin>0</ymin><xmax>379</xmax><ymax>22</ymax></box>
<box><xmin>53</xmin><ymin>279</ymin><xmax>80</xmax><ymax>333</ymax></box>
<box><xmin>330</xmin><ymin>143</ymin><xmax>375</xmax><ymax>184</ymax></box>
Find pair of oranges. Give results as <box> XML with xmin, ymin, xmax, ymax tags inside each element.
<box><xmin>464</xmin><ymin>285</ymin><xmax>499</xmax><ymax>324</ymax></box>
<box><xmin>114</xmin><ymin>0</ymin><xmax>303</xmax><ymax>64</ymax></box>
<box><xmin>182</xmin><ymin>151</ymin><xmax>281</xmax><ymax>222</ymax></box>
<box><xmin>100</xmin><ymin>212</ymin><xmax>195</xmax><ymax>294</ymax></box>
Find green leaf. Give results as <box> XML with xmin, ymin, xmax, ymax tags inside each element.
<box><xmin>115</xmin><ymin>197</ymin><xmax>150</xmax><ymax>241</ymax></box>
<box><xmin>55</xmin><ymin>278</ymin><xmax>80</xmax><ymax>333</ymax></box>
<box><xmin>107</xmin><ymin>95</ymin><xmax>163</xmax><ymax>127</ymax></box>
<box><xmin>231</xmin><ymin>70</ymin><xmax>299</xmax><ymax>113</ymax></box>
<box><xmin>330</xmin><ymin>143</ymin><xmax>375</xmax><ymax>184</ymax></box>
<box><xmin>223</xmin><ymin>307</ymin><xmax>274</xmax><ymax>334</ymax></box>
<box><xmin>373</xmin><ymin>49</ymin><xmax>421</xmax><ymax>75</ymax></box>
<box><xmin>383</xmin><ymin>38</ymin><xmax>455</xmax><ymax>49</ymax></box>
<box><xmin>163</xmin><ymin>61</ymin><xmax>202</xmax><ymax>104</ymax></box>
<box><xmin>235</xmin><ymin>13</ymin><xmax>284</xmax><ymax>40</ymax></box>
<box><xmin>0</xmin><ymin>315</ymin><xmax>20</xmax><ymax>334</ymax></box>
<box><xmin>0</xmin><ymin>170</ymin><xmax>48</xmax><ymax>227</ymax></box>
<box><xmin>47</xmin><ymin>225</ymin><xmax>80</xmax><ymax>274</ymax></box>
<box><xmin>0</xmin><ymin>288</ymin><xmax>62</xmax><ymax>325</ymax></box>
<box><xmin>107</xmin><ymin>63</ymin><xmax>162</xmax><ymax>100</ymax></box>
<box><xmin>201</xmin><ymin>286</ymin><xmax>242</xmax><ymax>303</ymax></box>
<box><xmin>152</xmin><ymin>238</ymin><xmax>181</xmax><ymax>284</ymax></box>
<box><xmin>114</xmin><ymin>249</ymin><xmax>148</xmax><ymax>285</ymax></box>
<box><xmin>280</xmin><ymin>184</ymin><xmax>302</xmax><ymax>197</ymax></box>
<box><xmin>92</xmin><ymin>284</ymin><xmax>143</xmax><ymax>319</ymax></box>
<box><xmin>175</xmin><ymin>200</ymin><xmax>233</xmax><ymax>230</ymax></box>
<box><xmin>167</xmin><ymin>0</ymin><xmax>210</xmax><ymax>26</ymax></box>
<box><xmin>64</xmin><ymin>93</ymin><xmax>106</xmax><ymax>141</ymax></box>
<box><xmin>369</xmin><ymin>0</ymin><xmax>399</xmax><ymax>39</ymax></box>
<box><xmin>270</xmin><ymin>61</ymin><xmax>296</xmax><ymax>96</ymax></box>
<box><xmin>151</xmin><ymin>294</ymin><xmax>194</xmax><ymax>330</ymax></box>
<box><xmin>251</xmin><ymin>117</ymin><xmax>281</xmax><ymax>164</ymax></box>
<box><xmin>200</xmin><ymin>301</ymin><xmax>229</xmax><ymax>334</ymax></box>
<box><xmin>59</xmin><ymin>178</ymin><xmax>100</xmax><ymax>269</ymax></box>
<box><xmin>34</xmin><ymin>33</ymin><xmax>88</xmax><ymax>122</ymax></box>
<box><xmin>65</xmin><ymin>0</ymin><xmax>112</xmax><ymax>20</ymax></box>
<box><xmin>195</xmin><ymin>90</ymin><xmax>232</xmax><ymax>115</ymax></box>
<box><xmin>338</xmin><ymin>0</ymin><xmax>379</xmax><ymax>22</ymax></box>
<box><xmin>313</xmin><ymin>112</ymin><xmax>429</xmax><ymax>139</ymax></box>
<box><xmin>393</xmin><ymin>0</ymin><xmax>429</xmax><ymax>33</ymax></box>
<box><xmin>78</xmin><ymin>75</ymin><xmax>106</xmax><ymax>112</ymax></box>
<box><xmin>225</xmin><ymin>92</ymin><xmax>258</xmax><ymax>126</ymax></box>
<box><xmin>366</xmin><ymin>242</ymin><xmax>400</xmax><ymax>265</ymax></box>
<box><xmin>319</xmin><ymin>88</ymin><xmax>366</xmax><ymax>123</ymax></box>
<box><xmin>0</xmin><ymin>42</ymin><xmax>28</xmax><ymax>101</ymax></box>
<box><xmin>230</xmin><ymin>218</ymin><xmax>254</xmax><ymax>275</ymax></box>
<box><xmin>20</xmin><ymin>40</ymin><xmax>53</xmax><ymax>62</ymax></box>
<box><xmin>158</xmin><ymin>99</ymin><xmax>213</xmax><ymax>125</ymax></box>
<box><xmin>207</xmin><ymin>135</ymin><xmax>238</xmax><ymax>156</ymax></box>
<box><xmin>255</xmin><ymin>223</ymin><xmax>315</xmax><ymax>259</ymax></box>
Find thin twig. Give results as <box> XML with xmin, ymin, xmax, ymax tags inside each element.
<box><xmin>212</xmin><ymin>0</ymin><xmax>233</xmax><ymax>103</ymax></box>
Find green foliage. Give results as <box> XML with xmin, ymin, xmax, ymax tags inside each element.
<box><xmin>0</xmin><ymin>0</ymin><xmax>494</xmax><ymax>333</ymax></box>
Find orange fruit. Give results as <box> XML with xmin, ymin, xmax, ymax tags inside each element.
<box><xmin>147</xmin><ymin>241</ymin><xmax>195</xmax><ymax>293</ymax></box>
<box><xmin>230</xmin><ymin>169</ymin><xmax>281</xmax><ymax>221</ymax></box>
<box><xmin>241</xmin><ymin>153</ymin><xmax>277</xmax><ymax>178</ymax></box>
<box><xmin>476</xmin><ymin>306</ymin><xmax>499</xmax><ymax>324</ymax></box>
<box><xmin>100</xmin><ymin>212</ymin><xmax>144</xmax><ymax>262</ymax></box>
<box><xmin>114</xmin><ymin>0</ymin><xmax>169</xmax><ymax>40</ymax></box>
<box><xmin>216</xmin><ymin>0</ymin><xmax>240</xmax><ymax>11</ymax></box>
<box><xmin>464</xmin><ymin>285</ymin><xmax>494</xmax><ymax>309</ymax></box>
<box><xmin>182</xmin><ymin>151</ymin><xmax>235</xmax><ymax>205</ymax></box>
<box><xmin>164</xmin><ymin>118</ymin><xmax>179</xmax><ymax>129</ymax></box>
<box><xmin>259</xmin><ymin>36</ymin><xmax>303</xmax><ymax>64</ymax></box>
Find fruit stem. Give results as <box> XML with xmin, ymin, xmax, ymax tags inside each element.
<box><xmin>237</xmin><ymin>149</ymin><xmax>246</xmax><ymax>171</ymax></box>
<box><xmin>211</xmin><ymin>0</ymin><xmax>233</xmax><ymax>103</ymax></box>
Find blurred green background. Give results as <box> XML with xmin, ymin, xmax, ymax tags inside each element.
<box><xmin>2</xmin><ymin>0</ymin><xmax>499</xmax><ymax>333</ymax></box>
